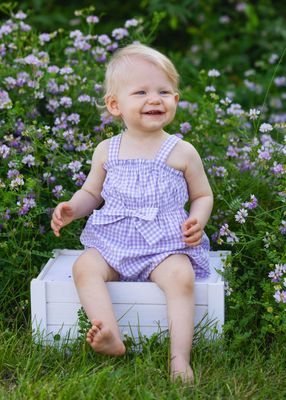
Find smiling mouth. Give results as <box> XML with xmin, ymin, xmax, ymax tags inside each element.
<box><xmin>143</xmin><ymin>110</ymin><xmax>164</xmax><ymax>115</ymax></box>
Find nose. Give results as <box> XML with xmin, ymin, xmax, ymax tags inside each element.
<box><xmin>147</xmin><ymin>93</ymin><xmax>161</xmax><ymax>104</ymax></box>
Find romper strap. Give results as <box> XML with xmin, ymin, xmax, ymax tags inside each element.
<box><xmin>108</xmin><ymin>133</ymin><xmax>122</xmax><ymax>161</ymax></box>
<box><xmin>156</xmin><ymin>135</ymin><xmax>180</xmax><ymax>163</ymax></box>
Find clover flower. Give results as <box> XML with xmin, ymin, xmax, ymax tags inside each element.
<box><xmin>22</xmin><ymin>154</ymin><xmax>35</xmax><ymax>167</ymax></box>
<box><xmin>274</xmin><ymin>290</ymin><xmax>286</xmax><ymax>303</ymax></box>
<box><xmin>218</xmin><ymin>223</ymin><xmax>239</xmax><ymax>245</ymax></box>
<box><xmin>180</xmin><ymin>122</ymin><xmax>192</xmax><ymax>134</ymax></box>
<box><xmin>52</xmin><ymin>185</ymin><xmax>64</xmax><ymax>198</ymax></box>
<box><xmin>0</xmin><ymin>144</ymin><xmax>10</xmax><ymax>159</ymax></box>
<box><xmin>124</xmin><ymin>19</ymin><xmax>140</xmax><ymax>28</ymax></box>
<box><xmin>112</xmin><ymin>28</ymin><xmax>128</xmax><ymax>40</ymax></box>
<box><xmin>242</xmin><ymin>195</ymin><xmax>258</xmax><ymax>209</ymax></box>
<box><xmin>10</xmin><ymin>176</ymin><xmax>24</xmax><ymax>189</ymax></box>
<box><xmin>68</xmin><ymin>160</ymin><xmax>82</xmax><ymax>173</ymax></box>
<box><xmin>208</xmin><ymin>69</ymin><xmax>220</xmax><ymax>77</ymax></box>
<box><xmin>17</xmin><ymin>196</ymin><xmax>36</xmax><ymax>215</ymax></box>
<box><xmin>98</xmin><ymin>35</ymin><xmax>111</xmax><ymax>46</ymax></box>
<box><xmin>60</xmin><ymin>96</ymin><xmax>72</xmax><ymax>108</ymax></box>
<box><xmin>235</xmin><ymin>208</ymin><xmax>248</xmax><ymax>224</ymax></box>
<box><xmin>280</xmin><ymin>220</ymin><xmax>286</xmax><ymax>235</ymax></box>
<box><xmin>248</xmin><ymin>108</ymin><xmax>261</xmax><ymax>120</ymax></box>
<box><xmin>86</xmin><ymin>16</ymin><xmax>99</xmax><ymax>24</ymax></box>
<box><xmin>0</xmin><ymin>90</ymin><xmax>12</xmax><ymax>109</ymax></box>
<box><xmin>259</xmin><ymin>123</ymin><xmax>273</xmax><ymax>133</ymax></box>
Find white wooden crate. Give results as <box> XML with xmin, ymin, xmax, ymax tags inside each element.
<box><xmin>31</xmin><ymin>249</ymin><xmax>230</xmax><ymax>344</ymax></box>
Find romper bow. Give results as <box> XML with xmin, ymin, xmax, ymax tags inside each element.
<box><xmin>91</xmin><ymin>206</ymin><xmax>164</xmax><ymax>246</ymax></box>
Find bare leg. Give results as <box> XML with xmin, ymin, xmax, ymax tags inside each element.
<box><xmin>73</xmin><ymin>248</ymin><xmax>125</xmax><ymax>356</ymax></box>
<box><xmin>150</xmin><ymin>254</ymin><xmax>195</xmax><ymax>384</ymax></box>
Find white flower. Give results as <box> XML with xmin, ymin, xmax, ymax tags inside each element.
<box><xmin>208</xmin><ymin>69</ymin><xmax>220</xmax><ymax>77</ymax></box>
<box><xmin>248</xmin><ymin>108</ymin><xmax>261</xmax><ymax>120</ymax></box>
<box><xmin>259</xmin><ymin>123</ymin><xmax>273</xmax><ymax>133</ymax></box>
<box><xmin>235</xmin><ymin>208</ymin><xmax>248</xmax><ymax>224</ymax></box>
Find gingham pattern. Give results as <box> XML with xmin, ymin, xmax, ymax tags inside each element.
<box><xmin>80</xmin><ymin>133</ymin><xmax>210</xmax><ymax>281</ymax></box>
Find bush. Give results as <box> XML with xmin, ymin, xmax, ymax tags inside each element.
<box><xmin>0</xmin><ymin>6</ymin><xmax>285</xmax><ymax>344</ymax></box>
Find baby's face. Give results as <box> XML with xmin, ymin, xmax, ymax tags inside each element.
<box><xmin>106</xmin><ymin>57</ymin><xmax>179</xmax><ymax>134</ymax></box>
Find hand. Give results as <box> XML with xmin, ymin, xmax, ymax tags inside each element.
<box><xmin>51</xmin><ymin>202</ymin><xmax>74</xmax><ymax>237</ymax></box>
<box><xmin>181</xmin><ymin>217</ymin><xmax>203</xmax><ymax>247</ymax></box>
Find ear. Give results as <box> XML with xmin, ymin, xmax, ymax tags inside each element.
<box><xmin>105</xmin><ymin>95</ymin><xmax>121</xmax><ymax>117</ymax></box>
<box><xmin>174</xmin><ymin>92</ymin><xmax>179</xmax><ymax>104</ymax></box>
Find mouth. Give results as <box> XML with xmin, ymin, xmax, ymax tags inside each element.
<box><xmin>143</xmin><ymin>110</ymin><xmax>164</xmax><ymax>115</ymax></box>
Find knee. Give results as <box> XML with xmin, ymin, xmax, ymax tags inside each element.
<box><xmin>165</xmin><ymin>263</ymin><xmax>195</xmax><ymax>295</ymax></box>
<box><xmin>72</xmin><ymin>254</ymin><xmax>88</xmax><ymax>283</ymax></box>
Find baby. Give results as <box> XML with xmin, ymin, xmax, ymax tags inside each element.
<box><xmin>51</xmin><ymin>43</ymin><xmax>213</xmax><ymax>384</ymax></box>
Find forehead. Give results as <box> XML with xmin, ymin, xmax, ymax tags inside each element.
<box><xmin>118</xmin><ymin>56</ymin><xmax>172</xmax><ymax>87</ymax></box>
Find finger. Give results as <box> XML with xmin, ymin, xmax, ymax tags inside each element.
<box><xmin>183</xmin><ymin>231</ymin><xmax>202</xmax><ymax>243</ymax></box>
<box><xmin>182</xmin><ymin>224</ymin><xmax>200</xmax><ymax>236</ymax></box>
<box><xmin>51</xmin><ymin>221</ymin><xmax>61</xmax><ymax>237</ymax></box>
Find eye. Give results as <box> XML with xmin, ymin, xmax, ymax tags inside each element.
<box><xmin>134</xmin><ymin>90</ymin><xmax>146</xmax><ymax>95</ymax></box>
<box><xmin>160</xmin><ymin>90</ymin><xmax>171</xmax><ymax>95</ymax></box>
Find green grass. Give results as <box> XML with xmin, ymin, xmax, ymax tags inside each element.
<box><xmin>1</xmin><ymin>325</ymin><xmax>286</xmax><ymax>400</ymax></box>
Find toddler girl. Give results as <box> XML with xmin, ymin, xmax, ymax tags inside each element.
<box><xmin>51</xmin><ymin>43</ymin><xmax>213</xmax><ymax>384</ymax></box>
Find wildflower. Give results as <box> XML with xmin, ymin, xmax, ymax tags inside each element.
<box><xmin>67</xmin><ymin>113</ymin><xmax>80</xmax><ymax>125</ymax></box>
<box><xmin>73</xmin><ymin>171</ymin><xmax>86</xmax><ymax>186</ymax></box>
<box><xmin>268</xmin><ymin>53</ymin><xmax>279</xmax><ymax>64</ymax></box>
<box><xmin>271</xmin><ymin>161</ymin><xmax>285</xmax><ymax>175</ymax></box>
<box><xmin>208</xmin><ymin>69</ymin><xmax>220</xmax><ymax>77</ymax></box>
<box><xmin>0</xmin><ymin>144</ymin><xmax>10</xmax><ymax>159</ymax></box>
<box><xmin>14</xmin><ymin>11</ymin><xmax>27</xmax><ymax>19</ymax></box>
<box><xmin>60</xmin><ymin>96</ymin><xmax>72</xmax><ymax>108</ymax></box>
<box><xmin>10</xmin><ymin>176</ymin><xmax>24</xmax><ymax>189</ymax></box>
<box><xmin>258</xmin><ymin>148</ymin><xmax>271</xmax><ymax>161</ymax></box>
<box><xmin>68</xmin><ymin>160</ymin><xmax>82</xmax><ymax>173</ymax></box>
<box><xmin>274</xmin><ymin>77</ymin><xmax>286</xmax><ymax>87</ymax></box>
<box><xmin>218</xmin><ymin>223</ymin><xmax>239</xmax><ymax>245</ymax></box>
<box><xmin>280</xmin><ymin>220</ymin><xmax>286</xmax><ymax>235</ymax></box>
<box><xmin>226</xmin><ymin>103</ymin><xmax>244</xmax><ymax>116</ymax></box>
<box><xmin>263</xmin><ymin>232</ymin><xmax>276</xmax><ymax>249</ymax></box>
<box><xmin>124</xmin><ymin>19</ymin><xmax>139</xmax><ymax>28</ymax></box>
<box><xmin>242</xmin><ymin>195</ymin><xmax>258</xmax><ymax>209</ymax></box>
<box><xmin>220</xmin><ymin>97</ymin><xmax>232</xmax><ymax>106</ymax></box>
<box><xmin>39</xmin><ymin>33</ymin><xmax>51</xmax><ymax>44</ymax></box>
<box><xmin>98</xmin><ymin>34</ymin><xmax>111</xmax><ymax>46</ymax></box>
<box><xmin>208</xmin><ymin>165</ymin><xmax>227</xmax><ymax>177</ymax></box>
<box><xmin>259</xmin><ymin>123</ymin><xmax>273</xmax><ymax>133</ymax></box>
<box><xmin>112</xmin><ymin>28</ymin><xmax>128</xmax><ymax>40</ymax></box>
<box><xmin>180</xmin><ymin>122</ymin><xmax>192</xmax><ymax>134</ymax></box>
<box><xmin>48</xmin><ymin>65</ymin><xmax>60</xmax><ymax>74</ymax></box>
<box><xmin>23</xmin><ymin>54</ymin><xmax>42</xmax><ymax>66</ymax></box>
<box><xmin>59</xmin><ymin>66</ymin><xmax>73</xmax><ymax>75</ymax></box>
<box><xmin>86</xmin><ymin>16</ymin><xmax>99</xmax><ymax>24</ymax></box>
<box><xmin>0</xmin><ymin>90</ymin><xmax>12</xmax><ymax>109</ymax></box>
<box><xmin>46</xmin><ymin>139</ymin><xmax>59</xmax><ymax>151</ymax></box>
<box><xmin>78</xmin><ymin>94</ymin><xmax>91</xmax><ymax>103</ymax></box>
<box><xmin>52</xmin><ymin>185</ymin><xmax>64</xmax><ymax>199</ymax></box>
<box><xmin>46</xmin><ymin>99</ymin><xmax>59</xmax><ymax>112</ymax></box>
<box><xmin>219</xmin><ymin>15</ymin><xmax>230</xmax><ymax>24</ymax></box>
<box><xmin>225</xmin><ymin>282</ymin><xmax>233</xmax><ymax>296</ymax></box>
<box><xmin>17</xmin><ymin>196</ymin><xmax>36</xmax><ymax>215</ymax></box>
<box><xmin>248</xmin><ymin>108</ymin><xmax>261</xmax><ymax>120</ymax></box>
<box><xmin>235</xmin><ymin>208</ymin><xmax>248</xmax><ymax>224</ymax></box>
<box><xmin>205</xmin><ymin>85</ymin><xmax>216</xmax><ymax>92</ymax></box>
<box><xmin>274</xmin><ymin>290</ymin><xmax>286</xmax><ymax>303</ymax></box>
<box><xmin>22</xmin><ymin>154</ymin><xmax>35</xmax><ymax>167</ymax></box>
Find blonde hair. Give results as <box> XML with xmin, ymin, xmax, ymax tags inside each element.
<box><xmin>101</xmin><ymin>43</ymin><xmax>180</xmax><ymax>119</ymax></box>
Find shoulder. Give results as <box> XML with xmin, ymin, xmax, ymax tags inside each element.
<box><xmin>175</xmin><ymin>139</ymin><xmax>202</xmax><ymax>167</ymax></box>
<box><xmin>91</xmin><ymin>138</ymin><xmax>111</xmax><ymax>164</ymax></box>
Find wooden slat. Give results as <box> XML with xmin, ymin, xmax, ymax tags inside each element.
<box><xmin>46</xmin><ymin>281</ymin><xmax>209</xmax><ymax>305</ymax></box>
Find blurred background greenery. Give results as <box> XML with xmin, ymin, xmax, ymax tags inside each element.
<box><xmin>1</xmin><ymin>0</ymin><xmax>286</xmax><ymax>76</ymax></box>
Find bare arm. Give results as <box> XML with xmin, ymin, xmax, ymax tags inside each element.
<box><xmin>181</xmin><ymin>141</ymin><xmax>213</xmax><ymax>246</ymax></box>
<box><xmin>51</xmin><ymin>139</ymin><xmax>109</xmax><ymax>236</ymax></box>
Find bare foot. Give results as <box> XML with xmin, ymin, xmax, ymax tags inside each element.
<box><xmin>86</xmin><ymin>319</ymin><xmax>126</xmax><ymax>356</ymax></box>
<box><xmin>171</xmin><ymin>355</ymin><xmax>194</xmax><ymax>385</ymax></box>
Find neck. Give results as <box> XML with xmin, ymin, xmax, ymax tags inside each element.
<box><xmin>124</xmin><ymin>128</ymin><xmax>166</xmax><ymax>141</ymax></box>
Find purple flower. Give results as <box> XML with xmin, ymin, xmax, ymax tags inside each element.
<box><xmin>0</xmin><ymin>144</ymin><xmax>10</xmax><ymax>159</ymax></box>
<box><xmin>52</xmin><ymin>185</ymin><xmax>64</xmax><ymax>198</ymax></box>
<box><xmin>280</xmin><ymin>220</ymin><xmax>286</xmax><ymax>235</ymax></box>
<box><xmin>68</xmin><ymin>160</ymin><xmax>82</xmax><ymax>173</ymax></box>
<box><xmin>22</xmin><ymin>154</ymin><xmax>35</xmax><ymax>167</ymax></box>
<box><xmin>86</xmin><ymin>16</ymin><xmax>99</xmax><ymax>24</ymax></box>
<box><xmin>73</xmin><ymin>171</ymin><xmax>86</xmax><ymax>186</ymax></box>
<box><xmin>180</xmin><ymin>122</ymin><xmax>192</xmax><ymax>134</ymax></box>
<box><xmin>60</xmin><ymin>96</ymin><xmax>72</xmax><ymax>108</ymax></box>
<box><xmin>235</xmin><ymin>208</ymin><xmax>248</xmax><ymax>224</ymax></box>
<box><xmin>67</xmin><ymin>113</ymin><xmax>80</xmax><ymax>125</ymax></box>
<box><xmin>271</xmin><ymin>162</ymin><xmax>285</xmax><ymax>175</ymax></box>
<box><xmin>242</xmin><ymin>195</ymin><xmax>258</xmax><ymax>209</ymax></box>
<box><xmin>0</xmin><ymin>90</ymin><xmax>12</xmax><ymax>109</ymax></box>
<box><xmin>112</xmin><ymin>28</ymin><xmax>128</xmax><ymax>40</ymax></box>
<box><xmin>78</xmin><ymin>94</ymin><xmax>91</xmax><ymax>103</ymax></box>
<box><xmin>98</xmin><ymin>35</ymin><xmax>111</xmax><ymax>46</ymax></box>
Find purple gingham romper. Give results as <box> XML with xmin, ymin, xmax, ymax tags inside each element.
<box><xmin>80</xmin><ymin>133</ymin><xmax>210</xmax><ymax>281</ymax></box>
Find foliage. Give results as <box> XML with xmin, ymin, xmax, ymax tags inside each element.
<box><xmin>0</xmin><ymin>4</ymin><xmax>285</xmax><ymax>348</ymax></box>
